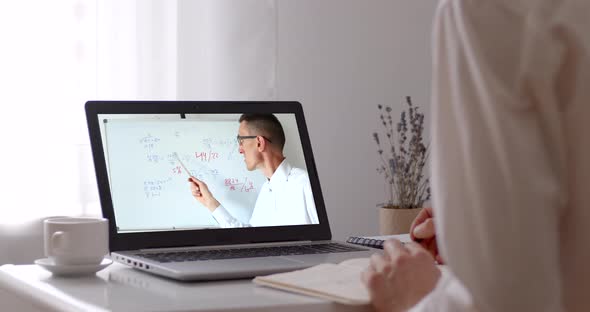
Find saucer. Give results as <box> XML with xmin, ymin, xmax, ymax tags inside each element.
<box><xmin>35</xmin><ymin>258</ymin><xmax>113</xmax><ymax>276</ymax></box>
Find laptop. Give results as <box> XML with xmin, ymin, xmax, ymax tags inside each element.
<box><xmin>85</xmin><ymin>101</ymin><xmax>376</xmax><ymax>281</ymax></box>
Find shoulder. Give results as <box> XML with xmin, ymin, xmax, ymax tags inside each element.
<box><xmin>287</xmin><ymin>167</ymin><xmax>311</xmax><ymax>185</ymax></box>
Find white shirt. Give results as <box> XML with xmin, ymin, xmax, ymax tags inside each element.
<box><xmin>414</xmin><ymin>1</ymin><xmax>590</xmax><ymax>311</ymax></box>
<box><xmin>211</xmin><ymin>159</ymin><xmax>319</xmax><ymax>227</ymax></box>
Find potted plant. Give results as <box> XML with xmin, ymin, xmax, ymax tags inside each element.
<box><xmin>373</xmin><ymin>96</ymin><xmax>430</xmax><ymax>235</ymax></box>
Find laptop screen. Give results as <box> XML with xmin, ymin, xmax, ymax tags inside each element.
<box><xmin>98</xmin><ymin>113</ymin><xmax>319</xmax><ymax>233</ymax></box>
<box><xmin>86</xmin><ymin>102</ymin><xmax>331</xmax><ymax>251</ymax></box>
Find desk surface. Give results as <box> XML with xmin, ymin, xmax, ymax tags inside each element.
<box><xmin>0</xmin><ymin>262</ymin><xmax>373</xmax><ymax>312</ymax></box>
<box><xmin>0</xmin><ymin>235</ymin><xmax>408</xmax><ymax>312</ymax></box>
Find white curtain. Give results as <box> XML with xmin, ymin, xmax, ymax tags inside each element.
<box><xmin>176</xmin><ymin>0</ymin><xmax>278</xmax><ymax>99</ymax></box>
<box><xmin>0</xmin><ymin>0</ymin><xmax>98</xmax><ymax>224</ymax></box>
<box><xmin>0</xmin><ymin>0</ymin><xmax>277</xmax><ymax>264</ymax></box>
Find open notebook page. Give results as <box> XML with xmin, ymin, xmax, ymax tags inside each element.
<box><xmin>253</xmin><ymin>258</ymin><xmax>370</xmax><ymax>305</ymax></box>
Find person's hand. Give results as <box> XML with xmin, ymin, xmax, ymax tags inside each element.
<box><xmin>188</xmin><ymin>177</ymin><xmax>220</xmax><ymax>212</ymax></box>
<box><xmin>409</xmin><ymin>207</ymin><xmax>443</xmax><ymax>264</ymax></box>
<box><xmin>361</xmin><ymin>240</ymin><xmax>441</xmax><ymax>312</ymax></box>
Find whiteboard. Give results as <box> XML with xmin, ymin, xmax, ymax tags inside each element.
<box><xmin>104</xmin><ymin>119</ymin><xmax>268</xmax><ymax>231</ymax></box>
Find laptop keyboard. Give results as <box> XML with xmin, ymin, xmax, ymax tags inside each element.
<box><xmin>138</xmin><ymin>243</ymin><xmax>367</xmax><ymax>263</ymax></box>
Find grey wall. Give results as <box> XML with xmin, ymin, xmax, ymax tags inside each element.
<box><xmin>176</xmin><ymin>0</ymin><xmax>436</xmax><ymax>239</ymax></box>
<box><xmin>0</xmin><ymin>1</ymin><xmax>437</xmax><ymax>266</ymax></box>
<box><xmin>276</xmin><ymin>1</ymin><xmax>436</xmax><ymax>239</ymax></box>
<box><xmin>0</xmin><ymin>220</ymin><xmax>44</xmax><ymax>265</ymax></box>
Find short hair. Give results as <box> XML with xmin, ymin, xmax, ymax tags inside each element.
<box><xmin>239</xmin><ymin>114</ymin><xmax>286</xmax><ymax>150</ymax></box>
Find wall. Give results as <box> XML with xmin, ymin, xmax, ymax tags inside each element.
<box><xmin>177</xmin><ymin>0</ymin><xmax>277</xmax><ymax>99</ymax></box>
<box><xmin>276</xmin><ymin>0</ymin><xmax>436</xmax><ymax>239</ymax></box>
<box><xmin>176</xmin><ymin>0</ymin><xmax>436</xmax><ymax>239</ymax></box>
<box><xmin>0</xmin><ymin>220</ymin><xmax>44</xmax><ymax>265</ymax></box>
<box><xmin>0</xmin><ymin>1</ymin><xmax>437</xmax><ymax>266</ymax></box>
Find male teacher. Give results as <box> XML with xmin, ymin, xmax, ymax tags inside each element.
<box><xmin>188</xmin><ymin>114</ymin><xmax>319</xmax><ymax>227</ymax></box>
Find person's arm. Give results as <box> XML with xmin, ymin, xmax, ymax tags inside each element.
<box><xmin>210</xmin><ymin>205</ymin><xmax>251</xmax><ymax>228</ymax></box>
<box><xmin>408</xmin><ymin>266</ymin><xmax>474</xmax><ymax>312</ymax></box>
<box><xmin>189</xmin><ymin>177</ymin><xmax>251</xmax><ymax>228</ymax></box>
<box><xmin>427</xmin><ymin>1</ymin><xmax>566</xmax><ymax>311</ymax></box>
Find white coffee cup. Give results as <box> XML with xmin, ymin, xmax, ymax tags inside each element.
<box><xmin>44</xmin><ymin>217</ymin><xmax>109</xmax><ymax>266</ymax></box>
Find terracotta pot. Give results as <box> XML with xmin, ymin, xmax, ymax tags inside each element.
<box><xmin>379</xmin><ymin>207</ymin><xmax>423</xmax><ymax>235</ymax></box>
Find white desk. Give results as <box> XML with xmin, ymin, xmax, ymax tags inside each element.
<box><xmin>0</xmin><ymin>235</ymin><xmax>409</xmax><ymax>312</ymax></box>
<box><xmin>0</xmin><ymin>261</ymin><xmax>374</xmax><ymax>312</ymax></box>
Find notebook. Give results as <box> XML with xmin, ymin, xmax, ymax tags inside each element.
<box><xmin>345</xmin><ymin>234</ymin><xmax>412</xmax><ymax>249</ymax></box>
<box><xmin>85</xmin><ymin>101</ymin><xmax>376</xmax><ymax>281</ymax></box>
<box><xmin>253</xmin><ymin>257</ymin><xmax>371</xmax><ymax>305</ymax></box>
<box><xmin>346</xmin><ymin>236</ymin><xmax>385</xmax><ymax>249</ymax></box>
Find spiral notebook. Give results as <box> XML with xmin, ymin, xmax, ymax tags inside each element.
<box><xmin>253</xmin><ymin>257</ymin><xmax>371</xmax><ymax>305</ymax></box>
<box><xmin>345</xmin><ymin>234</ymin><xmax>412</xmax><ymax>249</ymax></box>
<box><xmin>346</xmin><ymin>236</ymin><xmax>385</xmax><ymax>249</ymax></box>
<box><xmin>254</xmin><ymin>234</ymin><xmax>411</xmax><ymax>305</ymax></box>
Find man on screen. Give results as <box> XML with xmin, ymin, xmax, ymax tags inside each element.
<box><xmin>188</xmin><ymin>114</ymin><xmax>319</xmax><ymax>227</ymax></box>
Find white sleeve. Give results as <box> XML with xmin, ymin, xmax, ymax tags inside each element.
<box><xmin>303</xmin><ymin>178</ymin><xmax>319</xmax><ymax>224</ymax></box>
<box><xmin>211</xmin><ymin>205</ymin><xmax>251</xmax><ymax>228</ymax></box>
<box><xmin>429</xmin><ymin>1</ymin><xmax>565</xmax><ymax>312</ymax></box>
<box><xmin>409</xmin><ymin>267</ymin><xmax>475</xmax><ymax>312</ymax></box>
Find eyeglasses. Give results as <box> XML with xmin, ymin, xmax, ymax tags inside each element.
<box><xmin>236</xmin><ymin>135</ymin><xmax>272</xmax><ymax>146</ymax></box>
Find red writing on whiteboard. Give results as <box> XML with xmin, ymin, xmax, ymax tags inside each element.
<box><xmin>195</xmin><ymin>151</ymin><xmax>220</xmax><ymax>162</ymax></box>
<box><xmin>224</xmin><ymin>177</ymin><xmax>255</xmax><ymax>192</ymax></box>
<box><xmin>172</xmin><ymin>166</ymin><xmax>183</xmax><ymax>175</ymax></box>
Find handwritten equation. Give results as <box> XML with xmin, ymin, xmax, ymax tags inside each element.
<box><xmin>202</xmin><ymin>137</ymin><xmax>240</xmax><ymax>161</ymax></box>
<box><xmin>171</xmin><ymin>165</ymin><xmax>219</xmax><ymax>178</ymax></box>
<box><xmin>139</xmin><ymin>134</ymin><xmax>160</xmax><ymax>150</ymax></box>
<box><xmin>195</xmin><ymin>151</ymin><xmax>220</xmax><ymax>162</ymax></box>
<box><xmin>135</xmin><ymin>132</ymin><xmax>259</xmax><ymax>200</ymax></box>
<box><xmin>202</xmin><ymin>137</ymin><xmax>237</xmax><ymax>149</ymax></box>
<box><xmin>224</xmin><ymin>177</ymin><xmax>256</xmax><ymax>193</ymax></box>
<box><xmin>147</xmin><ymin>154</ymin><xmax>164</xmax><ymax>163</ymax></box>
<box><xmin>143</xmin><ymin>177</ymin><xmax>172</xmax><ymax>198</ymax></box>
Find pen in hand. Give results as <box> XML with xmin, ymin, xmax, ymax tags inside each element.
<box><xmin>173</xmin><ymin>152</ymin><xmax>193</xmax><ymax>178</ymax></box>
<box><xmin>174</xmin><ymin>152</ymin><xmax>219</xmax><ymax>211</ymax></box>
<box><xmin>173</xmin><ymin>152</ymin><xmax>201</xmax><ymax>196</ymax></box>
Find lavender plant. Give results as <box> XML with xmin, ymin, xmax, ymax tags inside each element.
<box><xmin>373</xmin><ymin>96</ymin><xmax>430</xmax><ymax>209</ymax></box>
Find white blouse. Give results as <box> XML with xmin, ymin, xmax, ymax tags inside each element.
<box><xmin>212</xmin><ymin>159</ymin><xmax>319</xmax><ymax>227</ymax></box>
<box><xmin>415</xmin><ymin>0</ymin><xmax>590</xmax><ymax>311</ymax></box>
